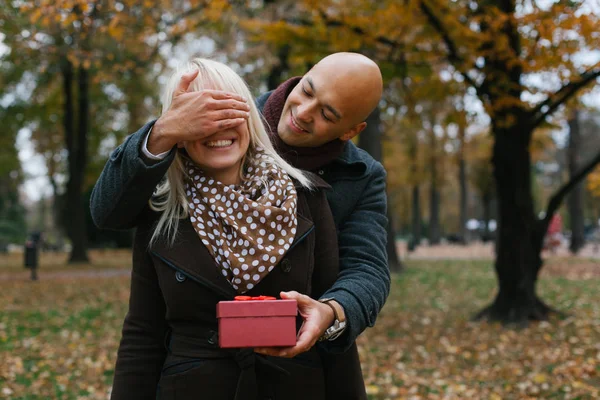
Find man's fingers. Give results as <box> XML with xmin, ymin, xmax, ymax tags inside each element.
<box><xmin>211</xmin><ymin>98</ymin><xmax>251</xmax><ymax>111</ymax></box>
<box><xmin>204</xmin><ymin>89</ymin><xmax>247</xmax><ymax>103</ymax></box>
<box><xmin>215</xmin><ymin>118</ymin><xmax>247</xmax><ymax>131</ymax></box>
<box><xmin>175</xmin><ymin>70</ymin><xmax>199</xmax><ymax>96</ymax></box>
<box><xmin>215</xmin><ymin>109</ymin><xmax>250</xmax><ymax>121</ymax></box>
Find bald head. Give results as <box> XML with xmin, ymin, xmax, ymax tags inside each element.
<box><xmin>277</xmin><ymin>52</ymin><xmax>383</xmax><ymax>148</ymax></box>
<box><xmin>310</xmin><ymin>52</ymin><xmax>383</xmax><ymax>123</ymax></box>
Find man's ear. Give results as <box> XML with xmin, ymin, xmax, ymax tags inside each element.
<box><xmin>340</xmin><ymin>122</ymin><xmax>367</xmax><ymax>142</ymax></box>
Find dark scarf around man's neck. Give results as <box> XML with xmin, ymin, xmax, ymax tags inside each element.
<box><xmin>262</xmin><ymin>77</ymin><xmax>346</xmax><ymax>172</ymax></box>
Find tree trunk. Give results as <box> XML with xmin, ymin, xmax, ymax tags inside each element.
<box><xmin>428</xmin><ymin>131</ymin><xmax>441</xmax><ymax>245</ymax></box>
<box><xmin>567</xmin><ymin>110</ymin><xmax>585</xmax><ymax>254</ymax></box>
<box><xmin>410</xmin><ymin>185</ymin><xmax>421</xmax><ymax>250</ymax></box>
<box><xmin>267</xmin><ymin>45</ymin><xmax>290</xmax><ymax>90</ymax></box>
<box><xmin>429</xmin><ymin>184</ymin><xmax>441</xmax><ymax>245</ymax></box>
<box><xmin>475</xmin><ymin>128</ymin><xmax>553</xmax><ymax>323</ymax></box>
<box><xmin>358</xmin><ymin>107</ymin><xmax>403</xmax><ymax>272</ymax></box>
<box><xmin>458</xmin><ymin>121</ymin><xmax>468</xmax><ymax>244</ymax></box>
<box><xmin>65</xmin><ymin>63</ymin><xmax>89</xmax><ymax>263</ymax></box>
<box><xmin>482</xmin><ymin>191</ymin><xmax>492</xmax><ymax>242</ymax></box>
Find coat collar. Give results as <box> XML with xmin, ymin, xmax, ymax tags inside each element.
<box><xmin>150</xmin><ymin>213</ymin><xmax>314</xmax><ymax>299</ymax></box>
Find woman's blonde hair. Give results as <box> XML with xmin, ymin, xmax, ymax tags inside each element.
<box><xmin>149</xmin><ymin>58</ymin><xmax>313</xmax><ymax>246</ymax></box>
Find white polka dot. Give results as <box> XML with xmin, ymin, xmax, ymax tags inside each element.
<box><xmin>246</xmin><ymin>217</ymin><xmax>253</xmax><ymax>223</ymax></box>
<box><xmin>221</xmin><ymin>270</ymin><xmax>228</xmax><ymax>276</ymax></box>
<box><xmin>241</xmin><ymin>264</ymin><xmax>248</xmax><ymax>271</ymax></box>
<box><xmin>278</xmin><ymin>249</ymin><xmax>285</xmax><ymax>255</ymax></box>
<box><xmin>270</xmin><ymin>256</ymin><xmax>276</xmax><ymax>263</ymax></box>
<box><xmin>233</xmin><ymin>268</ymin><xmax>240</xmax><ymax>275</ymax></box>
<box><xmin>250</xmin><ymin>223</ymin><xmax>257</xmax><ymax>229</ymax></box>
<box><xmin>252</xmin><ymin>274</ymin><xmax>260</xmax><ymax>282</ymax></box>
<box><xmin>262</xmin><ymin>254</ymin><xmax>269</xmax><ymax>261</ymax></box>
<box><xmin>265</xmin><ymin>209</ymin><xmax>271</xmax><ymax>216</ymax></box>
<box><xmin>247</xmin><ymin>283</ymin><xmax>254</xmax><ymax>290</ymax></box>
<box><xmin>259</xmin><ymin>229</ymin><xmax>266</xmax><ymax>236</ymax></box>
<box><xmin>252</xmin><ymin>260</ymin><xmax>259</xmax><ymax>266</ymax></box>
<box><xmin>268</xmin><ymin>266</ymin><xmax>274</xmax><ymax>272</ymax></box>
<box><xmin>258</xmin><ymin>266</ymin><xmax>265</xmax><ymax>272</ymax></box>
<box><xmin>243</xmin><ymin>274</ymin><xmax>250</xmax><ymax>280</ymax></box>
<box><xmin>249</xmin><ymin>248</ymin><xmax>255</xmax><ymax>255</ymax></box>
<box><xmin>268</xmin><ymin>234</ymin><xmax>275</xmax><ymax>241</ymax></box>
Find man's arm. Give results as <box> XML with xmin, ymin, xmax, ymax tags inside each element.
<box><xmin>320</xmin><ymin>162</ymin><xmax>391</xmax><ymax>353</ymax></box>
<box><xmin>90</xmin><ymin>121</ymin><xmax>175</xmax><ymax>230</ymax></box>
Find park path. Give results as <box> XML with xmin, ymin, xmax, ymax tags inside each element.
<box><xmin>0</xmin><ymin>268</ymin><xmax>130</xmax><ymax>282</ymax></box>
<box><xmin>2</xmin><ymin>242</ymin><xmax>600</xmax><ymax>282</ymax></box>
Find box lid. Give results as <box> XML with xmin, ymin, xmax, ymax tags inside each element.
<box><xmin>216</xmin><ymin>299</ymin><xmax>297</xmax><ymax>318</ymax></box>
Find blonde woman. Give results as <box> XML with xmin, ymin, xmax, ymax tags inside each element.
<box><xmin>108</xmin><ymin>59</ymin><xmax>363</xmax><ymax>400</ymax></box>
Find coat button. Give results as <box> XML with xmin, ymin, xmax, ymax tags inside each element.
<box><xmin>318</xmin><ymin>169</ymin><xmax>324</xmax><ymax>175</ymax></box>
<box><xmin>175</xmin><ymin>271</ymin><xmax>186</xmax><ymax>282</ymax></box>
<box><xmin>280</xmin><ymin>259</ymin><xmax>292</xmax><ymax>273</ymax></box>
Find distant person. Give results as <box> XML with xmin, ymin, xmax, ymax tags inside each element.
<box><xmin>544</xmin><ymin>213</ymin><xmax>563</xmax><ymax>253</ymax></box>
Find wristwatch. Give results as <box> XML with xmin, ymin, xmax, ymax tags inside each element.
<box><xmin>318</xmin><ymin>298</ymin><xmax>347</xmax><ymax>341</ymax></box>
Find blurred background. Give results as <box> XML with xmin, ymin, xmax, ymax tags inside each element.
<box><xmin>1</xmin><ymin>0</ymin><xmax>600</xmax><ymax>399</ymax></box>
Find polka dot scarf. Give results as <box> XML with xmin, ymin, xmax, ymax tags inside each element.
<box><xmin>183</xmin><ymin>151</ymin><xmax>298</xmax><ymax>293</ymax></box>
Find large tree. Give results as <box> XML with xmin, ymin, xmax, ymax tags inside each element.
<box><xmin>418</xmin><ymin>0</ymin><xmax>600</xmax><ymax>322</ymax></box>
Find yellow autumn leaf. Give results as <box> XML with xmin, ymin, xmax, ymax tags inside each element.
<box><xmin>533</xmin><ymin>373</ymin><xmax>547</xmax><ymax>384</ymax></box>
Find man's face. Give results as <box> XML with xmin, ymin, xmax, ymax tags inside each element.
<box><xmin>277</xmin><ymin>72</ymin><xmax>363</xmax><ymax>148</ymax></box>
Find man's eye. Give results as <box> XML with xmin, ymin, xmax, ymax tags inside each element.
<box><xmin>322</xmin><ymin>111</ymin><xmax>332</xmax><ymax>122</ymax></box>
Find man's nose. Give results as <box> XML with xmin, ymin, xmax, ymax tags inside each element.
<box><xmin>296</xmin><ymin>101</ymin><xmax>315</xmax><ymax>122</ymax></box>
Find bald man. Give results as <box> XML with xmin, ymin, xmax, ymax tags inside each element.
<box><xmin>91</xmin><ymin>52</ymin><xmax>389</xmax><ymax>372</ymax></box>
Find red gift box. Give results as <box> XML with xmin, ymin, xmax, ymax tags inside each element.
<box><xmin>216</xmin><ymin>297</ymin><xmax>298</xmax><ymax>348</ymax></box>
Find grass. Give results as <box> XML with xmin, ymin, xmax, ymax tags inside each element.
<box><xmin>1</xmin><ymin>255</ymin><xmax>599</xmax><ymax>399</ymax></box>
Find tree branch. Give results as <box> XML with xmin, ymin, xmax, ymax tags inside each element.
<box><xmin>542</xmin><ymin>148</ymin><xmax>600</xmax><ymax>230</ymax></box>
<box><xmin>419</xmin><ymin>0</ymin><xmax>484</xmax><ymax>97</ymax></box>
<box><xmin>530</xmin><ymin>62</ymin><xmax>600</xmax><ymax>129</ymax></box>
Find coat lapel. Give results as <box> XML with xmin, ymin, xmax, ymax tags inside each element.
<box><xmin>150</xmin><ymin>212</ymin><xmax>314</xmax><ymax>298</ymax></box>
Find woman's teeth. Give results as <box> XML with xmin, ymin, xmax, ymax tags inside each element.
<box><xmin>205</xmin><ymin>140</ymin><xmax>233</xmax><ymax>148</ymax></box>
